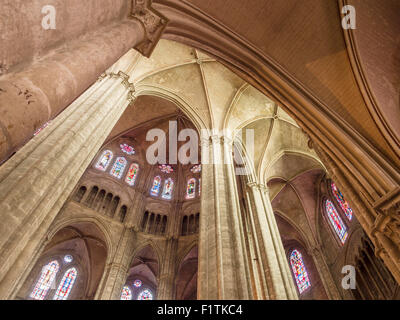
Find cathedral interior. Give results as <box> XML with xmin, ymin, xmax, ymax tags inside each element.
<box><xmin>0</xmin><ymin>0</ymin><xmax>399</xmax><ymax>300</ymax></box>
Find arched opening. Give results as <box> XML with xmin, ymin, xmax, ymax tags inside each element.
<box><xmin>175</xmin><ymin>246</ymin><xmax>198</xmax><ymax>300</ymax></box>
<box><xmin>17</xmin><ymin>222</ymin><xmax>108</xmax><ymax>300</ymax></box>
<box><xmin>121</xmin><ymin>245</ymin><xmax>159</xmax><ymax>300</ymax></box>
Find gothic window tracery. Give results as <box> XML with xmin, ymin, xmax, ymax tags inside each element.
<box><xmin>53</xmin><ymin>267</ymin><xmax>77</xmax><ymax>300</ymax></box>
<box><xmin>121</xmin><ymin>286</ymin><xmax>133</xmax><ymax>300</ymax></box>
<box><xmin>95</xmin><ymin>150</ymin><xmax>113</xmax><ymax>172</ymax></box>
<box><xmin>186</xmin><ymin>178</ymin><xmax>196</xmax><ymax>199</ymax></box>
<box><xmin>162</xmin><ymin>178</ymin><xmax>174</xmax><ymax>200</ymax></box>
<box><xmin>150</xmin><ymin>176</ymin><xmax>162</xmax><ymax>196</ymax></box>
<box><xmin>138</xmin><ymin>289</ymin><xmax>153</xmax><ymax>300</ymax></box>
<box><xmin>331</xmin><ymin>181</ymin><xmax>353</xmax><ymax>221</ymax></box>
<box><xmin>289</xmin><ymin>249</ymin><xmax>311</xmax><ymax>294</ymax></box>
<box><xmin>325</xmin><ymin>199</ymin><xmax>348</xmax><ymax>244</ymax></box>
<box><xmin>30</xmin><ymin>260</ymin><xmax>60</xmax><ymax>300</ymax></box>
<box><xmin>125</xmin><ymin>163</ymin><xmax>139</xmax><ymax>186</ymax></box>
<box><xmin>110</xmin><ymin>157</ymin><xmax>127</xmax><ymax>179</ymax></box>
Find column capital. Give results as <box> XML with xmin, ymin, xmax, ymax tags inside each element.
<box><xmin>130</xmin><ymin>0</ymin><xmax>169</xmax><ymax>57</ymax></box>
<box><xmin>247</xmin><ymin>182</ymin><xmax>269</xmax><ymax>193</ymax></box>
<box><xmin>102</xmin><ymin>71</ymin><xmax>137</xmax><ymax>102</ymax></box>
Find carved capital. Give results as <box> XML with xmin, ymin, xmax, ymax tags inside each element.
<box><xmin>130</xmin><ymin>0</ymin><xmax>169</xmax><ymax>57</ymax></box>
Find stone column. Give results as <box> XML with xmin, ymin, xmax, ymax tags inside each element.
<box><xmin>245</xmin><ymin>183</ymin><xmax>298</xmax><ymax>299</ymax></box>
<box><xmin>309</xmin><ymin>246</ymin><xmax>342</xmax><ymax>299</ymax></box>
<box><xmin>0</xmin><ymin>67</ymin><xmax>138</xmax><ymax>299</ymax></box>
<box><xmin>0</xmin><ymin>19</ymin><xmax>145</xmax><ymax>163</ymax></box>
<box><xmin>96</xmin><ymin>227</ymin><xmax>135</xmax><ymax>300</ymax></box>
<box><xmin>157</xmin><ymin>238</ymin><xmax>178</xmax><ymax>299</ymax></box>
<box><xmin>0</xmin><ymin>0</ymin><xmax>169</xmax><ymax>164</ymax></box>
<box><xmin>197</xmin><ymin>135</ymin><xmax>252</xmax><ymax>299</ymax></box>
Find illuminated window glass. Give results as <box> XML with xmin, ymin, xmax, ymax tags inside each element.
<box><xmin>30</xmin><ymin>260</ymin><xmax>60</xmax><ymax>300</ymax></box>
<box><xmin>290</xmin><ymin>250</ymin><xmax>311</xmax><ymax>294</ymax></box>
<box><xmin>159</xmin><ymin>164</ymin><xmax>174</xmax><ymax>174</ymax></box>
<box><xmin>121</xmin><ymin>286</ymin><xmax>132</xmax><ymax>300</ymax></box>
<box><xmin>162</xmin><ymin>178</ymin><xmax>174</xmax><ymax>200</ymax></box>
<box><xmin>150</xmin><ymin>176</ymin><xmax>162</xmax><ymax>197</ymax></box>
<box><xmin>186</xmin><ymin>178</ymin><xmax>196</xmax><ymax>199</ymax></box>
<box><xmin>64</xmin><ymin>255</ymin><xmax>73</xmax><ymax>264</ymax></box>
<box><xmin>133</xmin><ymin>280</ymin><xmax>142</xmax><ymax>288</ymax></box>
<box><xmin>125</xmin><ymin>163</ymin><xmax>139</xmax><ymax>186</ymax></box>
<box><xmin>191</xmin><ymin>165</ymin><xmax>201</xmax><ymax>173</ymax></box>
<box><xmin>53</xmin><ymin>268</ymin><xmax>77</xmax><ymax>300</ymax></box>
<box><xmin>138</xmin><ymin>289</ymin><xmax>153</xmax><ymax>300</ymax></box>
<box><xmin>325</xmin><ymin>199</ymin><xmax>348</xmax><ymax>244</ymax></box>
<box><xmin>110</xmin><ymin>157</ymin><xmax>127</xmax><ymax>179</ymax></box>
<box><xmin>120</xmin><ymin>143</ymin><xmax>135</xmax><ymax>155</ymax></box>
<box><xmin>95</xmin><ymin>150</ymin><xmax>113</xmax><ymax>172</ymax></box>
<box><xmin>331</xmin><ymin>182</ymin><xmax>353</xmax><ymax>221</ymax></box>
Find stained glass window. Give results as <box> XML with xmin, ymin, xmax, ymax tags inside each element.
<box><xmin>53</xmin><ymin>268</ymin><xmax>77</xmax><ymax>300</ymax></box>
<box><xmin>331</xmin><ymin>182</ymin><xmax>353</xmax><ymax>221</ymax></box>
<box><xmin>290</xmin><ymin>250</ymin><xmax>311</xmax><ymax>294</ymax></box>
<box><xmin>110</xmin><ymin>157</ymin><xmax>127</xmax><ymax>179</ymax></box>
<box><xmin>133</xmin><ymin>280</ymin><xmax>142</xmax><ymax>288</ymax></box>
<box><xmin>120</xmin><ymin>143</ymin><xmax>135</xmax><ymax>155</ymax></box>
<box><xmin>159</xmin><ymin>164</ymin><xmax>174</xmax><ymax>174</ymax></box>
<box><xmin>325</xmin><ymin>199</ymin><xmax>348</xmax><ymax>244</ymax></box>
<box><xmin>121</xmin><ymin>286</ymin><xmax>132</xmax><ymax>300</ymax></box>
<box><xmin>138</xmin><ymin>289</ymin><xmax>153</xmax><ymax>300</ymax></box>
<box><xmin>186</xmin><ymin>178</ymin><xmax>196</xmax><ymax>199</ymax></box>
<box><xmin>64</xmin><ymin>255</ymin><xmax>73</xmax><ymax>264</ymax></box>
<box><xmin>162</xmin><ymin>178</ymin><xmax>174</xmax><ymax>200</ymax></box>
<box><xmin>191</xmin><ymin>164</ymin><xmax>201</xmax><ymax>173</ymax></box>
<box><xmin>30</xmin><ymin>260</ymin><xmax>60</xmax><ymax>300</ymax></box>
<box><xmin>95</xmin><ymin>150</ymin><xmax>113</xmax><ymax>172</ymax></box>
<box><xmin>125</xmin><ymin>163</ymin><xmax>139</xmax><ymax>186</ymax></box>
<box><xmin>150</xmin><ymin>176</ymin><xmax>162</xmax><ymax>196</ymax></box>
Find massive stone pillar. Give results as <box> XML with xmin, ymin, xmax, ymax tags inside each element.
<box><xmin>245</xmin><ymin>183</ymin><xmax>298</xmax><ymax>299</ymax></box>
<box><xmin>198</xmin><ymin>135</ymin><xmax>252</xmax><ymax>299</ymax></box>
<box><xmin>0</xmin><ymin>0</ymin><xmax>168</xmax><ymax>164</ymax></box>
<box><xmin>96</xmin><ymin>228</ymin><xmax>135</xmax><ymax>300</ymax></box>
<box><xmin>0</xmin><ymin>65</ymin><xmax>140</xmax><ymax>299</ymax></box>
<box><xmin>0</xmin><ymin>19</ymin><xmax>145</xmax><ymax>164</ymax></box>
<box><xmin>157</xmin><ymin>238</ymin><xmax>178</xmax><ymax>299</ymax></box>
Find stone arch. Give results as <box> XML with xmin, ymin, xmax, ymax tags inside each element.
<box><xmin>175</xmin><ymin>244</ymin><xmax>198</xmax><ymax>300</ymax></box>
<box><xmin>126</xmin><ymin>242</ymin><xmax>161</xmax><ymax>300</ymax></box>
<box><xmin>17</xmin><ymin>220</ymin><xmax>109</xmax><ymax>300</ymax></box>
